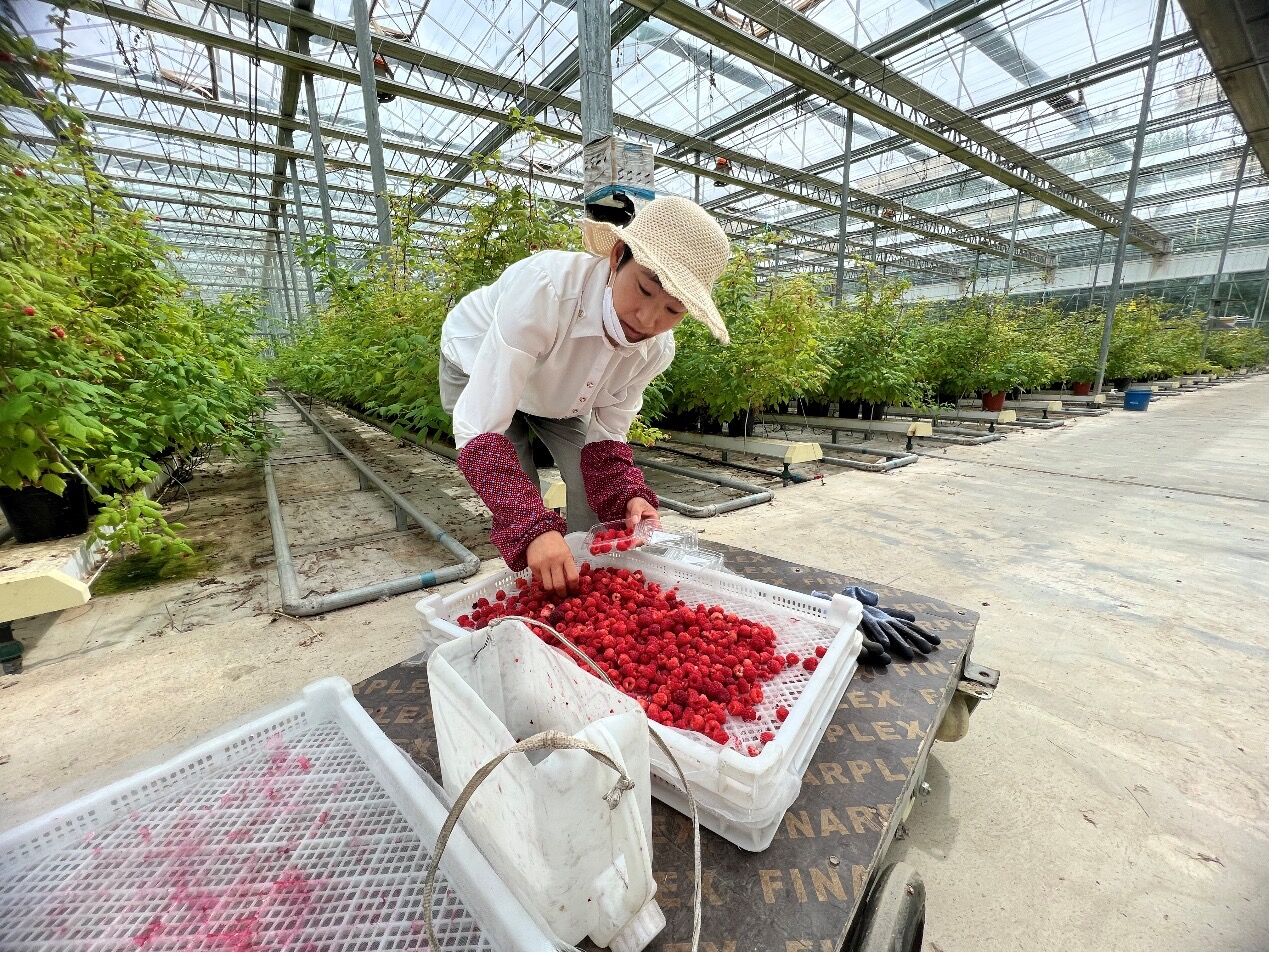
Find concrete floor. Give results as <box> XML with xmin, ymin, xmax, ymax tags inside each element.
<box><xmin>1</xmin><ymin>378</ymin><xmax>1267</xmax><ymax>951</ymax></box>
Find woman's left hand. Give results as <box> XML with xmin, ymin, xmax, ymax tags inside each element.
<box><xmin>625</xmin><ymin>497</ymin><xmax>659</xmax><ymax>531</ymax></box>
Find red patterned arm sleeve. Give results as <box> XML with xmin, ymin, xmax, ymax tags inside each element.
<box><xmin>457</xmin><ymin>433</ymin><xmax>567</xmax><ymax>570</ymax></box>
<box><xmin>580</xmin><ymin>440</ymin><xmax>658</xmax><ymax>523</ymax></box>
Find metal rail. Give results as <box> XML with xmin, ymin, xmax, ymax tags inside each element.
<box><xmin>630</xmin><ymin>454</ymin><xmax>775</xmax><ymax>517</ymax></box>
<box><xmin>263</xmin><ymin>392</ymin><xmax>480</xmax><ymax>616</ymax></box>
<box><xmin>652</xmin><ymin>442</ymin><xmax>820</xmax><ymax>485</ymax></box>
<box><xmin>819</xmin><ymin>443</ymin><xmax>920</xmax><ymax>473</ymax></box>
<box><xmin>310</xmin><ymin>398</ymin><xmax>776</xmax><ymax>520</ymax></box>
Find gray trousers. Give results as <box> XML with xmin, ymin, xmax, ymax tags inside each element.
<box><xmin>439</xmin><ymin>356</ymin><xmax>598</xmax><ymax>532</ymax></box>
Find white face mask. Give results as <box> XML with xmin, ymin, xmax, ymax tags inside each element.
<box><xmin>601</xmin><ymin>276</ymin><xmax>640</xmax><ymax>348</ymax></box>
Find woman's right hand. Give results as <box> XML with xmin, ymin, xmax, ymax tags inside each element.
<box><xmin>526</xmin><ymin>530</ymin><xmax>578</xmax><ymax>596</ymax></box>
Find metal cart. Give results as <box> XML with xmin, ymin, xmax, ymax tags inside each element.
<box><xmin>354</xmin><ymin>541</ymin><xmax>998</xmax><ymax>951</ymax></box>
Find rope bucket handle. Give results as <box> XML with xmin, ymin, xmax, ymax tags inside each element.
<box><xmin>422</xmin><ymin>615</ymin><xmax>704</xmax><ymax>952</ymax></box>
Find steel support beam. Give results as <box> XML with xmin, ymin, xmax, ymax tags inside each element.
<box><xmin>577</xmin><ymin>0</ymin><xmax>614</xmax><ymax>145</ymax></box>
<box><xmin>1003</xmin><ymin>192</ymin><xmax>1022</xmax><ymax>293</ymax></box>
<box><xmin>834</xmin><ymin>109</ymin><xmax>853</xmax><ymax>306</ymax></box>
<box><xmin>24</xmin><ymin>123</ymin><xmax>956</xmax><ymax>278</ymax></box>
<box><xmin>274</xmin><ymin>232</ymin><xmax>297</xmax><ymax>328</ymax></box>
<box><xmin>881</xmin><ymin>142</ymin><xmax>1252</xmax><ymax>233</ymax></box>
<box><xmin>415</xmin><ymin>3</ymin><xmax>647</xmax><ymax>215</ymax></box>
<box><xmin>48</xmin><ymin>112</ymin><xmax>578</xmax><ymax>207</ymax></box>
<box><xmin>903</xmin><ymin>244</ymin><xmax>1270</xmax><ymax>301</ymax></box>
<box><xmin>280</xmin><ymin>204</ymin><xmax>305</xmax><ymax>320</ymax></box>
<box><xmin>259</xmin><ymin>0</ymin><xmax>312</xmax><ymax>269</ymax></box>
<box><xmin>839</xmin><ymin>106</ymin><xmax>1243</xmax><ymax>257</ymax></box>
<box><xmin>707</xmin><ymin>32</ymin><xmax>1197</xmax><ymax>227</ymax></box>
<box><xmin>626</xmin><ymin>0</ymin><xmax>1167</xmax><ymax>252</ymax></box>
<box><xmin>60</xmin><ymin>91</ymin><xmax>972</xmax><ymax>277</ymax></box>
<box><xmin>1097</xmin><ymin>0</ymin><xmax>1165</xmax><ymax>391</ymax></box>
<box><xmin>1087</xmin><ymin>231</ymin><xmax>1107</xmax><ymax>308</ymax></box>
<box><xmin>63</xmin><ymin>77</ymin><xmax>584</xmax><ymax>198</ymax></box>
<box><xmin>288</xmin><ymin>157</ymin><xmax>317</xmax><ymax>305</ymax></box>
<box><xmin>111</xmin><ymin>189</ymin><xmax>424</xmax><ymax>234</ymax></box>
<box><xmin>872</xmin><ymin>89</ymin><xmax>1226</xmax><ymax>210</ymax></box>
<box><xmin>114</xmin><ymin>177</ymin><xmax>463</xmax><ymax>229</ymax></box>
<box><xmin>302</xmin><ymin>73</ymin><xmax>335</xmax><ymax>251</ymax></box>
<box><xmin>349</xmin><ymin>0</ymin><xmax>391</xmax><ymax>247</ymax></box>
<box><xmin>869</xmin><ymin>0</ymin><xmax>1012</xmax><ymax>61</ymax></box>
<box><xmin>1178</xmin><ymin>0</ymin><xmax>1268</xmax><ymax>172</ymax></box>
<box><xmin>667</xmin><ymin>1</ymin><xmax>1006</xmax><ymax>163</ymax></box>
<box><xmin>1203</xmin><ymin>148</ymin><xmax>1252</xmax><ymax>353</ymax></box>
<box><xmin>78</xmin><ymin>0</ymin><xmax>1033</xmax><ymax>268</ymax></box>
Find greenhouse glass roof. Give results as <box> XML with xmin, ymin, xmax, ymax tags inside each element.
<box><xmin>7</xmin><ymin>0</ymin><xmax>1267</xmax><ymax>316</ymax></box>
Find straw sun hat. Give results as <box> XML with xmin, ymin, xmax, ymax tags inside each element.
<box><xmin>579</xmin><ymin>195</ymin><xmax>732</xmax><ymax>344</ymax></box>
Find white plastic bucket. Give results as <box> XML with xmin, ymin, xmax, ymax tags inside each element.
<box><xmin>429</xmin><ymin>619</ymin><xmax>665</xmax><ymax>950</ymax></box>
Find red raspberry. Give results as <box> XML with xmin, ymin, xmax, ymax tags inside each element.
<box><xmin>760</xmin><ymin>731</ymin><xmax>775</xmax><ymax>743</ymax></box>
<box><xmin>464</xmin><ymin>566</ymin><xmax>786</xmax><ymax>754</ymax></box>
<box><xmin>776</xmin><ymin>706</ymin><xmax>789</xmax><ymax>722</ymax></box>
<box><xmin>802</xmin><ymin>657</ymin><xmax>818</xmax><ymax>671</ymax></box>
<box><xmin>815</xmin><ymin>645</ymin><xmax>826</xmax><ymax>658</ymax></box>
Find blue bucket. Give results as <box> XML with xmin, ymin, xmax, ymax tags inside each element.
<box><xmin>1124</xmin><ymin>387</ymin><xmax>1152</xmax><ymax>411</ymax></box>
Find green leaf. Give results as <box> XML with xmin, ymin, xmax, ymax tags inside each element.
<box><xmin>11</xmin><ymin>448</ymin><xmax>39</xmax><ymax>482</ymax></box>
<box><xmin>59</xmin><ymin>414</ymin><xmax>88</xmax><ymax>440</ymax></box>
<box><xmin>39</xmin><ymin>473</ymin><xmax>67</xmax><ymax>494</ymax></box>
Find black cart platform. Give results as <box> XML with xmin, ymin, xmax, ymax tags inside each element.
<box><xmin>354</xmin><ymin>541</ymin><xmax>997</xmax><ymax>951</ymax></box>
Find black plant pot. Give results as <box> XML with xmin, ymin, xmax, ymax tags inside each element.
<box><xmin>1112</xmin><ymin>377</ymin><xmax>1132</xmax><ymax>391</ymax></box>
<box><xmin>838</xmin><ymin>399</ymin><xmax>862</xmax><ymax>419</ymax></box>
<box><xmin>797</xmin><ymin>399</ymin><xmax>830</xmax><ymax>417</ymax></box>
<box><xmin>0</xmin><ymin>478</ymin><xmax>90</xmax><ymax>544</ymax></box>
<box><xmin>864</xmin><ymin>402</ymin><xmax>887</xmax><ymax>421</ymax></box>
<box><xmin>726</xmin><ymin>411</ymin><xmax>755</xmax><ymax>438</ymax></box>
<box><xmin>656</xmin><ymin>409</ymin><xmax>699</xmax><ymax>433</ymax></box>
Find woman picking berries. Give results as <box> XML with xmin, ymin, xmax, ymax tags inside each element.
<box><xmin>440</xmin><ymin>196</ymin><xmax>731</xmax><ymax>594</ymax></box>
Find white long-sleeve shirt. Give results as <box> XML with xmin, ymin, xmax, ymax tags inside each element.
<box><xmin>441</xmin><ymin>250</ymin><xmax>676</xmax><ymax>449</ymax></box>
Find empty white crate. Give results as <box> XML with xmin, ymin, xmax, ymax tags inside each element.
<box><xmin>0</xmin><ymin>678</ymin><xmax>555</xmax><ymax>952</ymax></box>
<box><xmin>418</xmin><ymin>533</ymin><xmax>863</xmax><ymax>851</ymax></box>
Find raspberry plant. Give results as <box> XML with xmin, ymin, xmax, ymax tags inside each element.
<box><xmin>0</xmin><ymin>29</ymin><xmax>269</xmax><ymax>573</ymax></box>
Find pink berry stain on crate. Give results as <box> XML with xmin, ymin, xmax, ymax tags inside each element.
<box><xmin>0</xmin><ymin>725</ymin><xmax>488</xmax><ymax>951</ymax></box>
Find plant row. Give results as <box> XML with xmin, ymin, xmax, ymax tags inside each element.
<box><xmin>1</xmin><ymin>36</ymin><xmax>270</xmax><ymax>566</ymax></box>
<box><xmin>274</xmin><ymin>174</ymin><xmax>1266</xmax><ymax>446</ymax></box>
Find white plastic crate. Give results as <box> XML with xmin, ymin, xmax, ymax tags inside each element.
<box><xmin>0</xmin><ymin>678</ymin><xmax>555</xmax><ymax>952</ymax></box>
<box><xmin>417</xmin><ymin>533</ymin><xmax>863</xmax><ymax>851</ymax></box>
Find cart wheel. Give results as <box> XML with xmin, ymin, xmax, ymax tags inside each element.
<box><xmin>843</xmin><ymin>863</ymin><xmax>925</xmax><ymax>952</ymax></box>
<box><xmin>936</xmin><ymin>692</ymin><xmax>970</xmax><ymax>742</ymax></box>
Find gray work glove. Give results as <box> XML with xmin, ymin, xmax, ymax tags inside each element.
<box><xmin>815</xmin><ymin>585</ymin><xmax>942</xmax><ymax>665</ymax></box>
